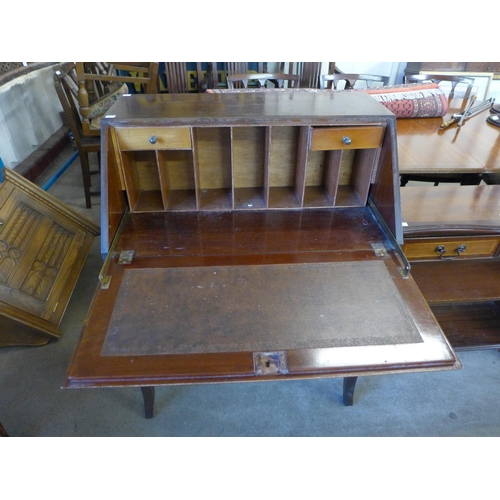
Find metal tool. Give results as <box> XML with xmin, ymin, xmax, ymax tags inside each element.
<box><xmin>440</xmin><ymin>97</ymin><xmax>495</xmax><ymax>129</ymax></box>
<box><xmin>457</xmin><ymin>94</ymin><xmax>476</xmax><ymax>127</ymax></box>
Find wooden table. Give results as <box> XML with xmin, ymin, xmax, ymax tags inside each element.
<box><xmin>397</xmin><ymin>98</ymin><xmax>500</xmax><ymax>175</ymax></box>
<box><xmin>64</xmin><ymin>92</ymin><xmax>459</xmax><ymax>418</ymax></box>
<box><xmin>398</xmin><ymin>95</ymin><xmax>500</xmax><ymax>351</ymax></box>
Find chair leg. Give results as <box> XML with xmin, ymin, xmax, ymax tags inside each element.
<box><xmin>79</xmin><ymin>151</ymin><xmax>93</xmax><ymax>209</ymax></box>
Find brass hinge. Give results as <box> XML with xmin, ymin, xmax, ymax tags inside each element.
<box><xmin>371</xmin><ymin>243</ymin><xmax>388</xmax><ymax>257</ymax></box>
<box><xmin>99</xmin><ymin>212</ymin><xmax>129</xmax><ymax>289</ymax></box>
<box><xmin>368</xmin><ymin>199</ymin><xmax>411</xmax><ymax>279</ymax></box>
<box><xmin>100</xmin><ymin>250</ymin><xmax>134</xmax><ymax>289</ymax></box>
<box><xmin>118</xmin><ymin>250</ymin><xmax>134</xmax><ymax>265</ymax></box>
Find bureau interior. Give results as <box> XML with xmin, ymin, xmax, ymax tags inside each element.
<box><xmin>114</xmin><ymin>123</ymin><xmax>384</xmax><ymax>213</ymax></box>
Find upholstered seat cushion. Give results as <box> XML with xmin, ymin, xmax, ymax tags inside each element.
<box><xmin>87</xmin><ymin>83</ymin><xmax>129</xmax><ymax>120</ymax></box>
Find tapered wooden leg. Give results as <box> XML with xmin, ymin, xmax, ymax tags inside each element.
<box><xmin>0</xmin><ymin>422</ymin><xmax>8</xmax><ymax>437</ymax></box>
<box><xmin>343</xmin><ymin>377</ymin><xmax>358</xmax><ymax>406</ymax></box>
<box><xmin>141</xmin><ymin>386</ymin><xmax>155</xmax><ymax>418</ymax></box>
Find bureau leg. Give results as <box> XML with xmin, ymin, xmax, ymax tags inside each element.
<box><xmin>141</xmin><ymin>386</ymin><xmax>155</xmax><ymax>418</ymax></box>
<box><xmin>343</xmin><ymin>377</ymin><xmax>358</xmax><ymax>406</ymax></box>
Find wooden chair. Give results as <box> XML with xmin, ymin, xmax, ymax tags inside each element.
<box><xmin>53</xmin><ymin>63</ymin><xmax>101</xmax><ymax>208</ymax></box>
<box><xmin>277</xmin><ymin>63</ymin><xmax>338</xmax><ymax>88</ymax></box>
<box><xmin>227</xmin><ymin>73</ymin><xmax>300</xmax><ymax>89</ymax></box>
<box><xmin>200</xmin><ymin>63</ymin><xmax>269</xmax><ymax>89</ymax></box>
<box><xmin>321</xmin><ymin>73</ymin><xmax>389</xmax><ymax>90</ymax></box>
<box><xmin>225</xmin><ymin>62</ymin><xmax>266</xmax><ymax>76</ymax></box>
<box><xmin>161</xmin><ymin>63</ymin><xmax>218</xmax><ymax>93</ymax></box>
<box><xmin>76</xmin><ymin>62</ymin><xmax>159</xmax><ymax>137</ymax></box>
<box><xmin>404</xmin><ymin>74</ymin><xmax>475</xmax><ymax>100</ymax></box>
<box><xmin>278</xmin><ymin>62</ymin><xmax>334</xmax><ymax>88</ymax></box>
<box><xmin>197</xmin><ymin>62</ymin><xmax>218</xmax><ymax>92</ymax></box>
<box><xmin>295</xmin><ymin>62</ymin><xmax>322</xmax><ymax>88</ymax></box>
<box><xmin>163</xmin><ymin>62</ymin><xmax>192</xmax><ymax>93</ymax></box>
<box><xmin>221</xmin><ymin>63</ymin><xmax>267</xmax><ymax>88</ymax></box>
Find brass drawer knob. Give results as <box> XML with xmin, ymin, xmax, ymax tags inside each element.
<box><xmin>342</xmin><ymin>136</ymin><xmax>352</xmax><ymax>145</ymax></box>
<box><xmin>149</xmin><ymin>136</ymin><xmax>157</xmax><ymax>145</ymax></box>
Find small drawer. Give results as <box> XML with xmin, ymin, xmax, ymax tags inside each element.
<box><xmin>403</xmin><ymin>237</ymin><xmax>500</xmax><ymax>260</ymax></box>
<box><xmin>116</xmin><ymin>127</ymin><xmax>192</xmax><ymax>151</ymax></box>
<box><xmin>310</xmin><ymin>126</ymin><xmax>384</xmax><ymax>151</ymax></box>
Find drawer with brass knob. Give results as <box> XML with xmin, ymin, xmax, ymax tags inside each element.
<box><xmin>402</xmin><ymin>237</ymin><xmax>500</xmax><ymax>261</ymax></box>
<box><xmin>116</xmin><ymin>127</ymin><xmax>192</xmax><ymax>151</ymax></box>
<box><xmin>310</xmin><ymin>126</ymin><xmax>385</xmax><ymax>150</ymax></box>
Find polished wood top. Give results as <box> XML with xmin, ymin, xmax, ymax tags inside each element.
<box><xmin>397</xmin><ymin>99</ymin><xmax>500</xmax><ymax>174</ymax></box>
<box><xmin>114</xmin><ymin>208</ymin><xmax>386</xmax><ymax>257</ymax></box>
<box><xmin>103</xmin><ymin>91</ymin><xmax>395</xmax><ymax>127</ymax></box>
<box><xmin>401</xmin><ymin>185</ymin><xmax>500</xmax><ymax>235</ymax></box>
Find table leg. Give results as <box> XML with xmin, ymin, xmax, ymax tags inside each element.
<box><xmin>343</xmin><ymin>377</ymin><xmax>358</xmax><ymax>406</ymax></box>
<box><xmin>141</xmin><ymin>386</ymin><xmax>155</xmax><ymax>418</ymax></box>
<box><xmin>0</xmin><ymin>422</ymin><xmax>8</xmax><ymax>437</ymax></box>
<box><xmin>459</xmin><ymin>174</ymin><xmax>482</xmax><ymax>185</ymax></box>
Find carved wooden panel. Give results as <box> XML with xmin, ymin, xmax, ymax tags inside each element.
<box><xmin>0</xmin><ymin>167</ymin><xmax>100</xmax><ymax>347</ymax></box>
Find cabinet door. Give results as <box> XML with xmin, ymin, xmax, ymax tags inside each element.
<box><xmin>0</xmin><ymin>185</ymin><xmax>89</xmax><ymax>324</ymax></box>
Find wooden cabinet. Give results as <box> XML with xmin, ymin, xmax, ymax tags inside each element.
<box><xmin>0</xmin><ymin>167</ymin><xmax>100</xmax><ymax>346</ymax></box>
<box><xmin>65</xmin><ymin>92</ymin><xmax>459</xmax><ymax>416</ymax></box>
<box><xmin>401</xmin><ymin>185</ymin><xmax>500</xmax><ymax>350</ymax></box>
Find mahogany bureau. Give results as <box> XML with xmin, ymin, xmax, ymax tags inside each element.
<box><xmin>64</xmin><ymin>91</ymin><xmax>459</xmax><ymax>418</ymax></box>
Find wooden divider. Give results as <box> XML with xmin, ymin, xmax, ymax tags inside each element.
<box><xmin>113</xmin><ymin>123</ymin><xmax>385</xmax><ymax>213</ymax></box>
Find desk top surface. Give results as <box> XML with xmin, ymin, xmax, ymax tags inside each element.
<box><xmin>103</xmin><ymin>91</ymin><xmax>394</xmax><ymax>126</ymax></box>
<box><xmin>65</xmin><ymin>209</ymin><xmax>458</xmax><ymax>388</ymax></box>
<box><xmin>397</xmin><ymin>99</ymin><xmax>500</xmax><ymax>174</ymax></box>
<box><xmin>401</xmin><ymin>185</ymin><xmax>500</xmax><ymax>231</ymax></box>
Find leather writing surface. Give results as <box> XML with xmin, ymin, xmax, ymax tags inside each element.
<box><xmin>101</xmin><ymin>260</ymin><xmax>423</xmax><ymax>356</ymax></box>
